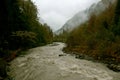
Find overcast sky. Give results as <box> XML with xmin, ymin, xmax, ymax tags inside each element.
<box><xmin>32</xmin><ymin>0</ymin><xmax>100</xmax><ymax>31</ymax></box>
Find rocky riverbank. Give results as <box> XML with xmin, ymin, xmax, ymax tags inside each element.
<box><xmin>64</xmin><ymin>51</ymin><xmax>120</xmax><ymax>72</ymax></box>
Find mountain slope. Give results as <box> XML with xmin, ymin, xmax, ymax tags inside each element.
<box><xmin>56</xmin><ymin>0</ymin><xmax>116</xmax><ymax>34</ymax></box>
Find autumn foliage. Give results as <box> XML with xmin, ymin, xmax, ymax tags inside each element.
<box><xmin>65</xmin><ymin>0</ymin><xmax>120</xmax><ymax>64</ymax></box>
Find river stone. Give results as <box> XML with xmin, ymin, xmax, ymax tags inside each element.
<box><xmin>59</xmin><ymin>54</ymin><xmax>66</xmax><ymax>57</ymax></box>
<box><xmin>107</xmin><ymin>64</ymin><xmax>120</xmax><ymax>72</ymax></box>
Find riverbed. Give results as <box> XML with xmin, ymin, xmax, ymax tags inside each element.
<box><xmin>8</xmin><ymin>42</ymin><xmax>120</xmax><ymax>80</ymax></box>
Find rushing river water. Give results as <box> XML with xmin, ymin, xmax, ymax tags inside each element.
<box><xmin>8</xmin><ymin>42</ymin><xmax>120</xmax><ymax>80</ymax></box>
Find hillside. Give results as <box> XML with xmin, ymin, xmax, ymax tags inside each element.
<box><xmin>56</xmin><ymin>0</ymin><xmax>116</xmax><ymax>34</ymax></box>
<box><xmin>64</xmin><ymin>0</ymin><xmax>120</xmax><ymax>68</ymax></box>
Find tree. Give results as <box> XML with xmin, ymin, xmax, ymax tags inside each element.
<box><xmin>65</xmin><ymin>0</ymin><xmax>120</xmax><ymax>64</ymax></box>
<box><xmin>114</xmin><ymin>0</ymin><xmax>120</xmax><ymax>25</ymax></box>
<box><xmin>0</xmin><ymin>0</ymin><xmax>53</xmax><ymax>53</ymax></box>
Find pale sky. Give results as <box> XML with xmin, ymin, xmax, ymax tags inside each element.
<box><xmin>32</xmin><ymin>0</ymin><xmax>100</xmax><ymax>31</ymax></box>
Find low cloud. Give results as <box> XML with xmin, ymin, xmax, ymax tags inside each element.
<box><xmin>32</xmin><ymin>0</ymin><xmax>100</xmax><ymax>31</ymax></box>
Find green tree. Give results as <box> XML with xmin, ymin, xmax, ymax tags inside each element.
<box><xmin>114</xmin><ymin>0</ymin><xmax>120</xmax><ymax>25</ymax></box>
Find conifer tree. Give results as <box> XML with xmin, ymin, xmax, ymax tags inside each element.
<box><xmin>114</xmin><ymin>0</ymin><xmax>120</xmax><ymax>24</ymax></box>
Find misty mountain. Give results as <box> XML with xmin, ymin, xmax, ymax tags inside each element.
<box><xmin>56</xmin><ymin>0</ymin><xmax>115</xmax><ymax>34</ymax></box>
<box><xmin>56</xmin><ymin>10</ymin><xmax>89</xmax><ymax>34</ymax></box>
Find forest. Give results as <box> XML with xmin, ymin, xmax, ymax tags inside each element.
<box><xmin>64</xmin><ymin>0</ymin><xmax>120</xmax><ymax>65</ymax></box>
<box><xmin>0</xmin><ymin>0</ymin><xmax>53</xmax><ymax>78</ymax></box>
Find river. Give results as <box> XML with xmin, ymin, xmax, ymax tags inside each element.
<box><xmin>8</xmin><ymin>42</ymin><xmax>120</xmax><ymax>80</ymax></box>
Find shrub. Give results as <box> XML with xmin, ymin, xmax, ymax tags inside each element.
<box><xmin>9</xmin><ymin>31</ymin><xmax>37</xmax><ymax>50</ymax></box>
